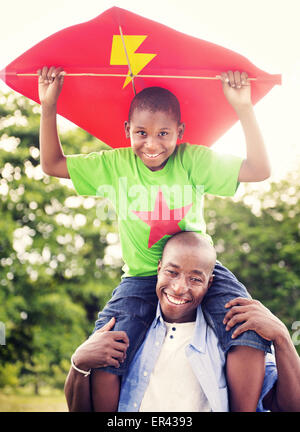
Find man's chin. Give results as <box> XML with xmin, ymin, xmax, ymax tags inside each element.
<box><xmin>160</xmin><ymin>292</ymin><xmax>195</xmax><ymax>323</ymax></box>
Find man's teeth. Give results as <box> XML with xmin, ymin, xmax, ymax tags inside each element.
<box><xmin>166</xmin><ymin>293</ymin><xmax>189</xmax><ymax>305</ymax></box>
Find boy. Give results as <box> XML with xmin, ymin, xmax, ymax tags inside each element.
<box><xmin>38</xmin><ymin>66</ymin><xmax>271</xmax><ymax>411</ymax></box>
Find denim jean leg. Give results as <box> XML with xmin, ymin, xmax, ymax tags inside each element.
<box><xmin>202</xmin><ymin>263</ymin><xmax>271</xmax><ymax>353</ymax></box>
<box><xmin>93</xmin><ymin>275</ymin><xmax>158</xmax><ymax>375</ymax></box>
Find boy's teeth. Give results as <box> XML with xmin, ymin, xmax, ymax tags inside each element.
<box><xmin>146</xmin><ymin>153</ymin><xmax>159</xmax><ymax>158</ymax></box>
<box><xmin>166</xmin><ymin>293</ymin><xmax>188</xmax><ymax>305</ymax></box>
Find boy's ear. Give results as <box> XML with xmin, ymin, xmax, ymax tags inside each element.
<box><xmin>178</xmin><ymin>122</ymin><xmax>185</xmax><ymax>140</ymax></box>
<box><xmin>124</xmin><ymin>121</ymin><xmax>130</xmax><ymax>139</ymax></box>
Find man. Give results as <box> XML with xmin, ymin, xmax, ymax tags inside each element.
<box><xmin>65</xmin><ymin>232</ymin><xmax>300</xmax><ymax>411</ymax></box>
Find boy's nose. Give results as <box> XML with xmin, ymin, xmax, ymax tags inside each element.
<box><xmin>144</xmin><ymin>136</ymin><xmax>160</xmax><ymax>152</ymax></box>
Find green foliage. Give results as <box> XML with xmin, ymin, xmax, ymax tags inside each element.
<box><xmin>205</xmin><ymin>177</ymin><xmax>300</xmax><ymax>354</ymax></box>
<box><xmin>0</xmin><ymin>91</ymin><xmax>120</xmax><ymax>392</ymax></box>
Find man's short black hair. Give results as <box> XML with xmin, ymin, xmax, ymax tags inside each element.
<box><xmin>128</xmin><ymin>86</ymin><xmax>181</xmax><ymax>124</ymax></box>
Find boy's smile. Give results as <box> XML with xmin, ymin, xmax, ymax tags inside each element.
<box><xmin>125</xmin><ymin>110</ymin><xmax>185</xmax><ymax>171</ymax></box>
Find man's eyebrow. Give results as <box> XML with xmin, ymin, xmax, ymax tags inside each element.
<box><xmin>165</xmin><ymin>263</ymin><xmax>205</xmax><ymax>277</ymax></box>
<box><xmin>164</xmin><ymin>262</ymin><xmax>180</xmax><ymax>269</ymax></box>
<box><xmin>190</xmin><ymin>270</ymin><xmax>205</xmax><ymax>277</ymax></box>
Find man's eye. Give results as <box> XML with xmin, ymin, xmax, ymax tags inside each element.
<box><xmin>191</xmin><ymin>278</ymin><xmax>202</xmax><ymax>283</ymax></box>
<box><xmin>166</xmin><ymin>270</ymin><xmax>176</xmax><ymax>275</ymax></box>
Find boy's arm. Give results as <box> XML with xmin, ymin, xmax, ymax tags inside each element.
<box><xmin>224</xmin><ymin>297</ymin><xmax>300</xmax><ymax>411</ymax></box>
<box><xmin>220</xmin><ymin>71</ymin><xmax>271</xmax><ymax>183</ymax></box>
<box><xmin>38</xmin><ymin>66</ymin><xmax>69</xmax><ymax>178</ymax></box>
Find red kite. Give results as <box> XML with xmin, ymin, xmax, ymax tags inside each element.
<box><xmin>0</xmin><ymin>7</ymin><xmax>281</xmax><ymax>148</ymax></box>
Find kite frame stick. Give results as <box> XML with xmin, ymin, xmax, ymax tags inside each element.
<box><xmin>118</xmin><ymin>25</ymin><xmax>136</xmax><ymax>95</ymax></box>
<box><xmin>15</xmin><ymin>72</ymin><xmax>257</xmax><ymax>81</ymax></box>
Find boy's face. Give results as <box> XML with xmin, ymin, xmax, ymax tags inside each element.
<box><xmin>156</xmin><ymin>243</ymin><xmax>214</xmax><ymax>323</ymax></box>
<box><xmin>124</xmin><ymin>109</ymin><xmax>185</xmax><ymax>171</ymax></box>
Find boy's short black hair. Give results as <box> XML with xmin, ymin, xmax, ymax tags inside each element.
<box><xmin>128</xmin><ymin>86</ymin><xmax>181</xmax><ymax>124</ymax></box>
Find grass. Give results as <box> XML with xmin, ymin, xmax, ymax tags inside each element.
<box><xmin>0</xmin><ymin>387</ymin><xmax>68</xmax><ymax>412</ymax></box>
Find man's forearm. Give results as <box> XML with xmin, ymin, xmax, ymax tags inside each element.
<box><xmin>226</xmin><ymin>345</ymin><xmax>265</xmax><ymax>411</ymax></box>
<box><xmin>272</xmin><ymin>331</ymin><xmax>300</xmax><ymax>411</ymax></box>
<box><xmin>64</xmin><ymin>367</ymin><xmax>93</xmax><ymax>412</ymax></box>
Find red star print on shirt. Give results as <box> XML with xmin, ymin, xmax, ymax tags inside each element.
<box><xmin>132</xmin><ymin>188</ymin><xmax>193</xmax><ymax>248</ymax></box>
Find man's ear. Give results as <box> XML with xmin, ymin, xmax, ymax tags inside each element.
<box><xmin>157</xmin><ymin>259</ymin><xmax>162</xmax><ymax>274</ymax></box>
<box><xmin>124</xmin><ymin>121</ymin><xmax>130</xmax><ymax>139</ymax></box>
<box><xmin>208</xmin><ymin>273</ymin><xmax>214</xmax><ymax>289</ymax></box>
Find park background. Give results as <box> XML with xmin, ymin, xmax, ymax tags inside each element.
<box><xmin>0</xmin><ymin>0</ymin><xmax>300</xmax><ymax>411</ymax></box>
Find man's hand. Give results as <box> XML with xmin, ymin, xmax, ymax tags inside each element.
<box><xmin>38</xmin><ymin>66</ymin><xmax>65</xmax><ymax>108</ymax></box>
<box><xmin>223</xmin><ymin>297</ymin><xmax>289</xmax><ymax>343</ymax></box>
<box><xmin>219</xmin><ymin>71</ymin><xmax>252</xmax><ymax>114</ymax></box>
<box><xmin>72</xmin><ymin>317</ymin><xmax>129</xmax><ymax>371</ymax></box>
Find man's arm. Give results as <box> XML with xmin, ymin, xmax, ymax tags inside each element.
<box><xmin>226</xmin><ymin>345</ymin><xmax>265</xmax><ymax>411</ymax></box>
<box><xmin>224</xmin><ymin>297</ymin><xmax>300</xmax><ymax>411</ymax></box>
<box><xmin>64</xmin><ymin>318</ymin><xmax>129</xmax><ymax>412</ymax></box>
<box><xmin>38</xmin><ymin>66</ymin><xmax>69</xmax><ymax>178</ymax></box>
<box><xmin>64</xmin><ymin>366</ymin><xmax>93</xmax><ymax>412</ymax></box>
<box><xmin>219</xmin><ymin>71</ymin><xmax>271</xmax><ymax>182</ymax></box>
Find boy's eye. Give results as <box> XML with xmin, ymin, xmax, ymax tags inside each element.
<box><xmin>159</xmin><ymin>131</ymin><xmax>168</xmax><ymax>136</ymax></box>
<box><xmin>137</xmin><ymin>130</ymin><xmax>146</xmax><ymax>136</ymax></box>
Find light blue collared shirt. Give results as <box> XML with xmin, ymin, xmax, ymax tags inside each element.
<box><xmin>118</xmin><ymin>304</ymin><xmax>278</xmax><ymax>412</ymax></box>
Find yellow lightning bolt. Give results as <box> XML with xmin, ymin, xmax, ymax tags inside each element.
<box><xmin>110</xmin><ymin>35</ymin><xmax>156</xmax><ymax>88</ymax></box>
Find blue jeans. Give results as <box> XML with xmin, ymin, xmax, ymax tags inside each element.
<box><xmin>93</xmin><ymin>263</ymin><xmax>271</xmax><ymax>375</ymax></box>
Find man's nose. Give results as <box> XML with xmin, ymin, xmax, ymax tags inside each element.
<box><xmin>171</xmin><ymin>275</ymin><xmax>188</xmax><ymax>295</ymax></box>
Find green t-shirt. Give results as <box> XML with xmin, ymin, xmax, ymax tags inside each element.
<box><xmin>66</xmin><ymin>143</ymin><xmax>242</xmax><ymax>277</ymax></box>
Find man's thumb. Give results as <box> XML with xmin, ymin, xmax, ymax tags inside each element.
<box><xmin>100</xmin><ymin>317</ymin><xmax>116</xmax><ymax>332</ymax></box>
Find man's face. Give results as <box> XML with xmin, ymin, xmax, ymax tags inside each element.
<box><xmin>124</xmin><ymin>109</ymin><xmax>185</xmax><ymax>171</ymax></box>
<box><xmin>156</xmin><ymin>243</ymin><xmax>214</xmax><ymax>323</ymax></box>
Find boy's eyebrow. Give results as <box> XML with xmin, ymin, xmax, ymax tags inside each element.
<box><xmin>133</xmin><ymin>126</ymin><xmax>172</xmax><ymax>130</ymax></box>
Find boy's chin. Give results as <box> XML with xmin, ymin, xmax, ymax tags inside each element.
<box><xmin>144</xmin><ymin>157</ymin><xmax>169</xmax><ymax>171</ymax></box>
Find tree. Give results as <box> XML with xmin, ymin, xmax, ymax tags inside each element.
<box><xmin>0</xmin><ymin>91</ymin><xmax>121</xmax><ymax>392</ymax></box>
<box><xmin>204</xmin><ymin>173</ymin><xmax>300</xmax><ymax>354</ymax></box>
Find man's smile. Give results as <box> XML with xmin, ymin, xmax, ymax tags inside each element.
<box><xmin>165</xmin><ymin>292</ymin><xmax>191</xmax><ymax>306</ymax></box>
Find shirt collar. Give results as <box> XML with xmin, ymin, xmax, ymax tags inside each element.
<box><xmin>153</xmin><ymin>303</ymin><xmax>163</xmax><ymax>328</ymax></box>
<box><xmin>154</xmin><ymin>303</ymin><xmax>207</xmax><ymax>353</ymax></box>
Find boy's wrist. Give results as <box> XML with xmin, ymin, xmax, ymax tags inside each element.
<box><xmin>41</xmin><ymin>103</ymin><xmax>58</xmax><ymax>117</ymax></box>
<box><xmin>234</xmin><ymin>104</ymin><xmax>254</xmax><ymax>118</ymax></box>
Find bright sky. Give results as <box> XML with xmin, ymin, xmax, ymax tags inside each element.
<box><xmin>1</xmin><ymin>0</ymin><xmax>300</xmax><ymax>180</ymax></box>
